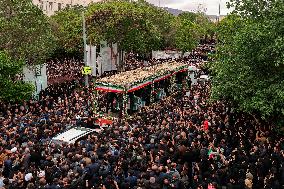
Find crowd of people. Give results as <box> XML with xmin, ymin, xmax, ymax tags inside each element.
<box><xmin>123</xmin><ymin>43</ymin><xmax>215</xmax><ymax>72</ymax></box>
<box><xmin>45</xmin><ymin>44</ymin><xmax>215</xmax><ymax>85</ymax></box>
<box><xmin>123</xmin><ymin>53</ymin><xmax>174</xmax><ymax>71</ymax></box>
<box><xmin>0</xmin><ymin>42</ymin><xmax>283</xmax><ymax>189</ymax></box>
<box><xmin>46</xmin><ymin>59</ymin><xmax>84</xmax><ymax>85</ymax></box>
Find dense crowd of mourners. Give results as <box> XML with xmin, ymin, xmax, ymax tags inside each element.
<box><xmin>123</xmin><ymin>53</ymin><xmax>172</xmax><ymax>71</ymax></box>
<box><xmin>46</xmin><ymin>59</ymin><xmax>84</xmax><ymax>85</ymax></box>
<box><xmin>123</xmin><ymin>44</ymin><xmax>215</xmax><ymax>72</ymax></box>
<box><xmin>0</xmin><ymin>42</ymin><xmax>283</xmax><ymax>189</ymax></box>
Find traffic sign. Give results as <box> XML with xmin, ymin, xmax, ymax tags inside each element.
<box><xmin>82</xmin><ymin>66</ymin><xmax>92</xmax><ymax>75</ymax></box>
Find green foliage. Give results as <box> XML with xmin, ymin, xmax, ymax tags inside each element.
<box><xmin>157</xmin><ymin>9</ymin><xmax>176</xmax><ymax>49</ymax></box>
<box><xmin>195</xmin><ymin>13</ymin><xmax>216</xmax><ymax>39</ymax></box>
<box><xmin>211</xmin><ymin>0</ymin><xmax>284</xmax><ymax>123</ymax></box>
<box><xmin>51</xmin><ymin>5</ymin><xmax>85</xmax><ymax>57</ymax></box>
<box><xmin>215</xmin><ymin>14</ymin><xmax>243</xmax><ymax>44</ymax></box>
<box><xmin>174</xmin><ymin>14</ymin><xmax>200</xmax><ymax>53</ymax></box>
<box><xmin>50</xmin><ymin>0</ymin><xmax>209</xmax><ymax>56</ymax></box>
<box><xmin>174</xmin><ymin>12</ymin><xmax>215</xmax><ymax>53</ymax></box>
<box><xmin>0</xmin><ymin>51</ymin><xmax>34</xmax><ymax>102</ymax></box>
<box><xmin>178</xmin><ymin>12</ymin><xmax>198</xmax><ymax>22</ymax></box>
<box><xmin>86</xmin><ymin>0</ymin><xmax>168</xmax><ymax>54</ymax></box>
<box><xmin>0</xmin><ymin>0</ymin><xmax>55</xmax><ymax>64</ymax></box>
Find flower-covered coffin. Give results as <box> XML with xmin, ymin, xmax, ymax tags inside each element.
<box><xmin>95</xmin><ymin>61</ymin><xmax>188</xmax><ymax>93</ymax></box>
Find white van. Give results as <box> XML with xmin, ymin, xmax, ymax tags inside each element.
<box><xmin>51</xmin><ymin>127</ymin><xmax>103</xmax><ymax>145</ymax></box>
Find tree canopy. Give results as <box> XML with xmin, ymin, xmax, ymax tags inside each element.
<box><xmin>0</xmin><ymin>0</ymin><xmax>54</xmax><ymax>101</ymax></box>
<box><xmin>86</xmin><ymin>0</ymin><xmax>166</xmax><ymax>54</ymax></box>
<box><xmin>211</xmin><ymin>0</ymin><xmax>284</xmax><ymax>126</ymax></box>
<box><xmin>50</xmin><ymin>5</ymin><xmax>85</xmax><ymax>58</ymax></box>
<box><xmin>0</xmin><ymin>51</ymin><xmax>34</xmax><ymax>102</ymax></box>
<box><xmin>173</xmin><ymin>12</ymin><xmax>215</xmax><ymax>53</ymax></box>
<box><xmin>174</xmin><ymin>12</ymin><xmax>200</xmax><ymax>53</ymax></box>
<box><xmin>0</xmin><ymin>0</ymin><xmax>55</xmax><ymax>64</ymax></box>
<box><xmin>195</xmin><ymin>13</ymin><xmax>216</xmax><ymax>41</ymax></box>
<box><xmin>51</xmin><ymin>0</ymin><xmax>214</xmax><ymax>56</ymax></box>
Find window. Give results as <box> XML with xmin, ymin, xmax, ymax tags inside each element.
<box><xmin>49</xmin><ymin>2</ymin><xmax>53</xmax><ymax>11</ymax></box>
<box><xmin>39</xmin><ymin>1</ymin><xmax>43</xmax><ymax>10</ymax></box>
<box><xmin>58</xmin><ymin>3</ymin><xmax>62</xmax><ymax>11</ymax></box>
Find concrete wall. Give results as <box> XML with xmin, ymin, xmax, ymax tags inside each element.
<box><xmin>152</xmin><ymin>50</ymin><xmax>182</xmax><ymax>59</ymax></box>
<box><xmin>86</xmin><ymin>41</ymin><xmax>118</xmax><ymax>77</ymax></box>
<box><xmin>96</xmin><ymin>41</ymin><xmax>118</xmax><ymax>76</ymax></box>
<box><xmin>23</xmin><ymin>64</ymin><xmax>48</xmax><ymax>98</ymax></box>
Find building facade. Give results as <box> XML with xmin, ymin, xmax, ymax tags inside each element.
<box><xmin>32</xmin><ymin>0</ymin><xmax>102</xmax><ymax>16</ymax></box>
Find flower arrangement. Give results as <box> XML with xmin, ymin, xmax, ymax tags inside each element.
<box><xmin>96</xmin><ymin>61</ymin><xmax>188</xmax><ymax>89</ymax></box>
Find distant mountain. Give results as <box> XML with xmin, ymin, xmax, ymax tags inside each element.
<box><xmin>161</xmin><ymin>6</ymin><xmax>225</xmax><ymax>22</ymax></box>
<box><xmin>162</xmin><ymin>7</ymin><xmax>184</xmax><ymax>16</ymax></box>
<box><xmin>207</xmin><ymin>15</ymin><xmax>218</xmax><ymax>21</ymax></box>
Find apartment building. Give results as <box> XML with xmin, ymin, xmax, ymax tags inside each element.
<box><xmin>32</xmin><ymin>0</ymin><xmax>102</xmax><ymax>16</ymax></box>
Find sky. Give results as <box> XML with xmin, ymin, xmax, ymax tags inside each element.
<box><xmin>147</xmin><ymin>0</ymin><xmax>232</xmax><ymax>15</ymax></box>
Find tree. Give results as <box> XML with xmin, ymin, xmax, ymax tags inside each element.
<box><xmin>211</xmin><ymin>0</ymin><xmax>284</xmax><ymax>127</ymax></box>
<box><xmin>0</xmin><ymin>0</ymin><xmax>55</xmax><ymax>64</ymax></box>
<box><xmin>173</xmin><ymin>12</ymin><xmax>216</xmax><ymax>53</ymax></box>
<box><xmin>195</xmin><ymin>13</ymin><xmax>216</xmax><ymax>42</ymax></box>
<box><xmin>140</xmin><ymin>1</ymin><xmax>176</xmax><ymax>50</ymax></box>
<box><xmin>0</xmin><ymin>51</ymin><xmax>34</xmax><ymax>102</ymax></box>
<box><xmin>86</xmin><ymin>0</ymin><xmax>166</xmax><ymax>69</ymax></box>
<box><xmin>173</xmin><ymin>12</ymin><xmax>210</xmax><ymax>52</ymax></box>
<box><xmin>215</xmin><ymin>14</ymin><xmax>243</xmax><ymax>45</ymax></box>
<box><xmin>50</xmin><ymin>5</ymin><xmax>85</xmax><ymax>58</ymax></box>
<box><xmin>174</xmin><ymin>12</ymin><xmax>201</xmax><ymax>54</ymax></box>
<box><xmin>178</xmin><ymin>12</ymin><xmax>198</xmax><ymax>22</ymax></box>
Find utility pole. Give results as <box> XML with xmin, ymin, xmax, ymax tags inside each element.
<box><xmin>218</xmin><ymin>0</ymin><xmax>221</xmax><ymax>23</ymax></box>
<box><xmin>216</xmin><ymin>0</ymin><xmax>221</xmax><ymax>54</ymax></box>
<box><xmin>83</xmin><ymin>12</ymin><xmax>89</xmax><ymax>87</ymax></box>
